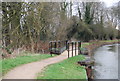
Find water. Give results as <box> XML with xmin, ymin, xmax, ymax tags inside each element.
<box><xmin>93</xmin><ymin>44</ymin><xmax>119</xmax><ymax>79</ymax></box>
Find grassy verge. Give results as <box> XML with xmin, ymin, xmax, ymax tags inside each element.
<box><xmin>0</xmin><ymin>60</ymin><xmax>1</xmax><ymax>78</ymax></box>
<box><xmin>37</xmin><ymin>55</ymin><xmax>87</xmax><ymax>79</ymax></box>
<box><xmin>81</xmin><ymin>42</ymin><xmax>90</xmax><ymax>48</ymax></box>
<box><xmin>100</xmin><ymin>39</ymin><xmax>119</xmax><ymax>43</ymax></box>
<box><xmin>81</xmin><ymin>40</ymin><xmax>119</xmax><ymax>56</ymax></box>
<box><xmin>1</xmin><ymin>53</ymin><xmax>55</xmax><ymax>75</ymax></box>
<box><xmin>81</xmin><ymin>40</ymin><xmax>119</xmax><ymax>48</ymax></box>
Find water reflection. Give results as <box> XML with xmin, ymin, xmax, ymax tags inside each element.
<box><xmin>118</xmin><ymin>45</ymin><xmax>120</xmax><ymax>81</ymax></box>
<box><xmin>93</xmin><ymin>44</ymin><xmax>119</xmax><ymax>79</ymax></box>
<box><xmin>108</xmin><ymin>45</ymin><xmax>116</xmax><ymax>52</ymax></box>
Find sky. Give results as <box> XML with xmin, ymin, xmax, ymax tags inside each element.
<box><xmin>101</xmin><ymin>0</ymin><xmax>119</xmax><ymax>7</ymax></box>
<box><xmin>72</xmin><ymin>0</ymin><xmax>119</xmax><ymax>16</ymax></box>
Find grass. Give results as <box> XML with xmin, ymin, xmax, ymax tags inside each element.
<box><xmin>81</xmin><ymin>43</ymin><xmax>90</xmax><ymax>48</ymax></box>
<box><xmin>1</xmin><ymin>53</ymin><xmax>56</xmax><ymax>75</ymax></box>
<box><xmin>100</xmin><ymin>40</ymin><xmax>119</xmax><ymax>43</ymax></box>
<box><xmin>81</xmin><ymin>40</ymin><xmax>119</xmax><ymax>48</ymax></box>
<box><xmin>37</xmin><ymin>55</ymin><xmax>87</xmax><ymax>79</ymax></box>
<box><xmin>0</xmin><ymin>60</ymin><xmax>1</xmax><ymax>77</ymax></box>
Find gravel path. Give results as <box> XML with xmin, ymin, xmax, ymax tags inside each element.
<box><xmin>3</xmin><ymin>51</ymin><xmax>68</xmax><ymax>79</ymax></box>
<box><xmin>3</xmin><ymin>49</ymin><xmax>78</xmax><ymax>79</ymax></box>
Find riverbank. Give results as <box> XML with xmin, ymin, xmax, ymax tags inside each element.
<box><xmin>81</xmin><ymin>40</ymin><xmax>120</xmax><ymax>80</ymax></box>
<box><xmin>82</xmin><ymin>40</ymin><xmax>120</xmax><ymax>56</ymax></box>
<box><xmin>93</xmin><ymin>44</ymin><xmax>119</xmax><ymax>79</ymax></box>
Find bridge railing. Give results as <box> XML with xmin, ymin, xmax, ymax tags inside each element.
<box><xmin>49</xmin><ymin>40</ymin><xmax>81</xmax><ymax>58</ymax></box>
<box><xmin>67</xmin><ymin>41</ymin><xmax>81</xmax><ymax>58</ymax></box>
<box><xmin>49</xmin><ymin>40</ymin><xmax>68</xmax><ymax>56</ymax></box>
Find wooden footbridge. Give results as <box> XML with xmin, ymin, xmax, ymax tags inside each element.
<box><xmin>49</xmin><ymin>40</ymin><xmax>81</xmax><ymax>58</ymax></box>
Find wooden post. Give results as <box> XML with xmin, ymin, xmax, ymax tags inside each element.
<box><xmin>55</xmin><ymin>41</ymin><xmax>57</xmax><ymax>53</ymax></box>
<box><xmin>49</xmin><ymin>42</ymin><xmax>51</xmax><ymax>54</ymax></box>
<box><xmin>58</xmin><ymin>41</ymin><xmax>61</xmax><ymax>48</ymax></box>
<box><xmin>51</xmin><ymin>42</ymin><xmax>52</xmax><ymax>56</ymax></box>
<box><xmin>72</xmin><ymin>42</ymin><xmax>73</xmax><ymax>57</ymax></box>
<box><xmin>58</xmin><ymin>41</ymin><xmax>61</xmax><ymax>53</ymax></box>
<box><xmin>79</xmin><ymin>41</ymin><xmax>81</xmax><ymax>54</ymax></box>
<box><xmin>68</xmin><ymin>42</ymin><xmax>69</xmax><ymax>58</ymax></box>
<box><xmin>78</xmin><ymin>41</ymin><xmax>81</xmax><ymax>55</ymax></box>
<box><xmin>75</xmin><ymin>42</ymin><xmax>76</xmax><ymax>56</ymax></box>
<box><xmin>78</xmin><ymin>41</ymin><xmax>80</xmax><ymax>55</ymax></box>
<box><xmin>66</xmin><ymin>40</ymin><xmax>68</xmax><ymax>50</ymax></box>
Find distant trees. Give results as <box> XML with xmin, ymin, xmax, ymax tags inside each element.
<box><xmin>1</xmin><ymin>2</ymin><xmax>120</xmax><ymax>53</ymax></box>
<box><xmin>66</xmin><ymin>2</ymin><xmax>119</xmax><ymax>41</ymax></box>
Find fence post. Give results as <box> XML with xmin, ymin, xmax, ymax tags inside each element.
<box><xmin>66</xmin><ymin>40</ymin><xmax>68</xmax><ymax>50</ymax></box>
<box><xmin>58</xmin><ymin>41</ymin><xmax>60</xmax><ymax>53</ymax></box>
<box><xmin>49</xmin><ymin>42</ymin><xmax>50</xmax><ymax>54</ymax></box>
<box><xmin>58</xmin><ymin>41</ymin><xmax>61</xmax><ymax>48</ymax></box>
<box><xmin>50</xmin><ymin>42</ymin><xmax>52</xmax><ymax>56</ymax></box>
<box><xmin>55</xmin><ymin>41</ymin><xmax>57</xmax><ymax>53</ymax></box>
<box><xmin>72</xmin><ymin>42</ymin><xmax>74</xmax><ymax>57</ymax></box>
<box><xmin>78</xmin><ymin>41</ymin><xmax>81</xmax><ymax>55</ymax></box>
<box><xmin>68</xmin><ymin>42</ymin><xmax>69</xmax><ymax>58</ymax></box>
<box><xmin>80</xmin><ymin>41</ymin><xmax>81</xmax><ymax>54</ymax></box>
<box><xmin>75</xmin><ymin>42</ymin><xmax>76</xmax><ymax>56</ymax></box>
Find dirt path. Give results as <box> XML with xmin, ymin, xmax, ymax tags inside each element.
<box><xmin>3</xmin><ymin>49</ymin><xmax>78</xmax><ymax>79</ymax></box>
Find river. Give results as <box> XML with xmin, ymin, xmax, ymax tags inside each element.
<box><xmin>93</xmin><ymin>44</ymin><xmax>119</xmax><ymax>79</ymax></box>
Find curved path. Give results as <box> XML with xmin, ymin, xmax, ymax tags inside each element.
<box><xmin>3</xmin><ymin>49</ymin><xmax>78</xmax><ymax>79</ymax></box>
<box><xmin>3</xmin><ymin>51</ymin><xmax>68</xmax><ymax>79</ymax></box>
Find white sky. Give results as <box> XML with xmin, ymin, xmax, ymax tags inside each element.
<box><xmin>72</xmin><ymin>0</ymin><xmax>120</xmax><ymax>15</ymax></box>
<box><xmin>101</xmin><ymin>0</ymin><xmax>120</xmax><ymax>7</ymax></box>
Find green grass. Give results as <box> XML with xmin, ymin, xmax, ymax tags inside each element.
<box><xmin>37</xmin><ymin>55</ymin><xmax>87</xmax><ymax>79</ymax></box>
<box><xmin>100</xmin><ymin>40</ymin><xmax>119</xmax><ymax>43</ymax></box>
<box><xmin>81</xmin><ymin>40</ymin><xmax>119</xmax><ymax>48</ymax></box>
<box><xmin>81</xmin><ymin>43</ymin><xmax>90</xmax><ymax>48</ymax></box>
<box><xmin>0</xmin><ymin>60</ymin><xmax>2</xmax><ymax>77</ymax></box>
<box><xmin>1</xmin><ymin>53</ymin><xmax>55</xmax><ymax>75</ymax></box>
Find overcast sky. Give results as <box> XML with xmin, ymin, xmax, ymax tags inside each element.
<box><xmin>101</xmin><ymin>0</ymin><xmax>119</xmax><ymax>7</ymax></box>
